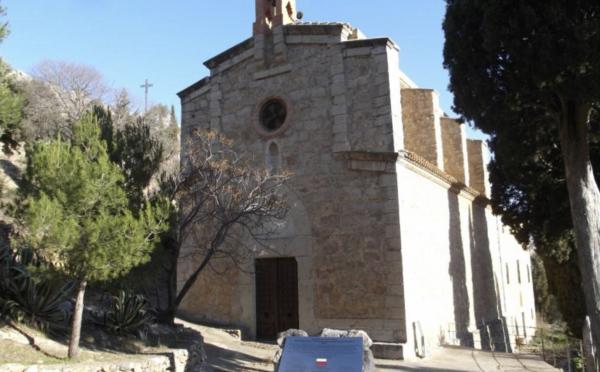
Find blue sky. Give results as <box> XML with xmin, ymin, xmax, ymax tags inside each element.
<box><xmin>0</xmin><ymin>0</ymin><xmax>484</xmax><ymax>138</ymax></box>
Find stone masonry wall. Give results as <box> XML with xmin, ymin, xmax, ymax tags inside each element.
<box><xmin>178</xmin><ymin>25</ymin><xmax>406</xmax><ymax>343</ymax></box>
<box><xmin>401</xmin><ymin>89</ymin><xmax>444</xmax><ymax>170</ymax></box>
<box><xmin>0</xmin><ymin>357</ymin><xmax>173</xmax><ymax>372</ymax></box>
<box><xmin>342</xmin><ymin>39</ymin><xmax>401</xmax><ymax>153</ymax></box>
<box><xmin>178</xmin><ymin>256</ymin><xmax>240</xmax><ymax>327</ymax></box>
<box><xmin>440</xmin><ymin>117</ymin><xmax>469</xmax><ymax>184</ymax></box>
<box><xmin>178</xmin><ymin>21</ymin><xmax>537</xmax><ymax>356</ymax></box>
<box><xmin>466</xmin><ymin>140</ymin><xmax>491</xmax><ymax>197</ymax></box>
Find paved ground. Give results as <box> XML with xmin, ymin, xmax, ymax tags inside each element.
<box><xmin>177</xmin><ymin>320</ymin><xmax>561</xmax><ymax>372</ymax></box>
<box><xmin>376</xmin><ymin>347</ymin><xmax>562</xmax><ymax>371</ymax></box>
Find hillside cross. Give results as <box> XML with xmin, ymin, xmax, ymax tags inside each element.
<box><xmin>140</xmin><ymin>79</ymin><xmax>153</xmax><ymax>113</ymax></box>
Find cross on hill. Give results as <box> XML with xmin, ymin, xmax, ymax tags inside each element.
<box><xmin>140</xmin><ymin>79</ymin><xmax>153</xmax><ymax>113</ymax></box>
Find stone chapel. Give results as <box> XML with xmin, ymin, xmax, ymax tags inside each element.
<box><xmin>177</xmin><ymin>0</ymin><xmax>537</xmax><ymax>359</ymax></box>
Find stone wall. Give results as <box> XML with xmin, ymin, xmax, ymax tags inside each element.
<box><xmin>178</xmin><ymin>256</ymin><xmax>239</xmax><ymax>327</ymax></box>
<box><xmin>466</xmin><ymin>140</ymin><xmax>491</xmax><ymax>197</ymax></box>
<box><xmin>1</xmin><ymin>357</ymin><xmax>173</xmax><ymax>372</ymax></box>
<box><xmin>179</xmin><ymin>24</ymin><xmax>406</xmax><ymax>343</ymax></box>
<box><xmin>178</xmin><ymin>19</ymin><xmax>537</xmax><ymax>359</ymax></box>
<box><xmin>342</xmin><ymin>39</ymin><xmax>401</xmax><ymax>154</ymax></box>
<box><xmin>401</xmin><ymin>89</ymin><xmax>444</xmax><ymax>169</ymax></box>
<box><xmin>440</xmin><ymin>117</ymin><xmax>468</xmax><ymax>184</ymax></box>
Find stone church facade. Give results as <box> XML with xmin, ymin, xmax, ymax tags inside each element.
<box><xmin>177</xmin><ymin>0</ymin><xmax>536</xmax><ymax>359</ymax></box>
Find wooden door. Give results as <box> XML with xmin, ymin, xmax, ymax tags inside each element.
<box><xmin>255</xmin><ymin>258</ymin><xmax>299</xmax><ymax>340</ymax></box>
<box><xmin>276</xmin><ymin>258</ymin><xmax>299</xmax><ymax>334</ymax></box>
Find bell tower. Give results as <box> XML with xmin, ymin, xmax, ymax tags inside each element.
<box><xmin>254</xmin><ymin>0</ymin><xmax>298</xmax><ymax>35</ymax></box>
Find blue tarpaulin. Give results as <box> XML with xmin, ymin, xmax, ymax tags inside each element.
<box><xmin>278</xmin><ymin>337</ymin><xmax>363</xmax><ymax>372</ymax></box>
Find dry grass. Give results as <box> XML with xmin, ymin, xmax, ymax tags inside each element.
<box><xmin>0</xmin><ymin>324</ymin><xmax>150</xmax><ymax>367</ymax></box>
<box><xmin>0</xmin><ymin>340</ymin><xmax>63</xmax><ymax>365</ymax></box>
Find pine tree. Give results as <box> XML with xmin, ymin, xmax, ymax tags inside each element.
<box><xmin>0</xmin><ymin>3</ymin><xmax>23</xmax><ymax>153</ymax></box>
<box><xmin>0</xmin><ymin>60</ymin><xmax>23</xmax><ymax>153</ymax></box>
<box><xmin>19</xmin><ymin>113</ymin><xmax>166</xmax><ymax>358</ymax></box>
<box><xmin>169</xmin><ymin>105</ymin><xmax>177</xmax><ymax>128</ymax></box>
<box><xmin>0</xmin><ymin>2</ymin><xmax>8</xmax><ymax>43</ymax></box>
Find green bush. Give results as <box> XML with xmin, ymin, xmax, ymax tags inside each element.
<box><xmin>95</xmin><ymin>290</ymin><xmax>153</xmax><ymax>336</ymax></box>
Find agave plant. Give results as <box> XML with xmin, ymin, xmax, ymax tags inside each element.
<box><xmin>0</xmin><ymin>296</ymin><xmax>19</xmax><ymax>321</ymax></box>
<box><xmin>0</xmin><ymin>243</ymin><xmax>73</xmax><ymax>330</ymax></box>
<box><xmin>100</xmin><ymin>290</ymin><xmax>153</xmax><ymax>336</ymax></box>
<box><xmin>0</xmin><ymin>245</ymin><xmax>22</xmax><ymax>321</ymax></box>
<box><xmin>5</xmin><ymin>276</ymin><xmax>73</xmax><ymax>330</ymax></box>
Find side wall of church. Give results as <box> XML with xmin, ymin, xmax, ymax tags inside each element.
<box><xmin>395</xmin><ymin>157</ymin><xmax>537</xmax><ymax>358</ymax></box>
<box><xmin>492</xmin><ymin>221</ymin><xmax>538</xmax><ymax>346</ymax></box>
<box><xmin>392</xmin><ymin>68</ymin><xmax>537</xmax><ymax>356</ymax></box>
<box><xmin>396</xmin><ymin>162</ymin><xmax>478</xmax><ymax>357</ymax></box>
<box><xmin>178</xmin><ymin>25</ymin><xmax>408</xmax><ymax>342</ymax></box>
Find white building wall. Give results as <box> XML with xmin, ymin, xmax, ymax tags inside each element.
<box><xmin>397</xmin><ymin>161</ymin><xmax>480</xmax><ymax>358</ymax></box>
<box><xmin>396</xmin><ymin>160</ymin><xmax>537</xmax><ymax>358</ymax></box>
<box><xmin>494</xmin><ymin>221</ymin><xmax>537</xmax><ymax>345</ymax></box>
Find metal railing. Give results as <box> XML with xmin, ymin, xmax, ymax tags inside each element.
<box><xmin>513</xmin><ymin>324</ymin><xmax>583</xmax><ymax>371</ymax></box>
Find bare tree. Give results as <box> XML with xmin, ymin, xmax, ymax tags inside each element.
<box><xmin>18</xmin><ymin>79</ymin><xmax>66</xmax><ymax>140</ymax></box>
<box><xmin>24</xmin><ymin>60</ymin><xmax>109</xmax><ymax>137</ymax></box>
<box><xmin>158</xmin><ymin>130</ymin><xmax>289</xmax><ymax>320</ymax></box>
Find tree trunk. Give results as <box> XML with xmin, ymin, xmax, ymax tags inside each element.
<box><xmin>559</xmin><ymin>100</ymin><xmax>600</xmax><ymax>354</ymax></box>
<box><xmin>583</xmin><ymin>316</ymin><xmax>597</xmax><ymax>372</ymax></box>
<box><xmin>68</xmin><ymin>280</ymin><xmax>87</xmax><ymax>359</ymax></box>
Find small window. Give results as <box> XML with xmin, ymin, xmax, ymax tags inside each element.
<box><xmin>517</xmin><ymin>260</ymin><xmax>522</xmax><ymax>284</ymax></box>
<box><xmin>527</xmin><ymin>264</ymin><xmax>531</xmax><ymax>283</ymax></box>
<box><xmin>260</xmin><ymin>99</ymin><xmax>287</xmax><ymax>132</ymax></box>
<box><xmin>506</xmin><ymin>263</ymin><xmax>510</xmax><ymax>284</ymax></box>
<box><xmin>266</xmin><ymin>142</ymin><xmax>281</xmax><ymax>175</ymax></box>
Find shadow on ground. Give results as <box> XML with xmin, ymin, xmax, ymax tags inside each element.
<box><xmin>376</xmin><ymin>365</ymin><xmax>467</xmax><ymax>372</ymax></box>
<box><xmin>204</xmin><ymin>342</ymin><xmax>272</xmax><ymax>372</ymax></box>
<box><xmin>0</xmin><ymin>159</ymin><xmax>21</xmax><ymax>185</ymax></box>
